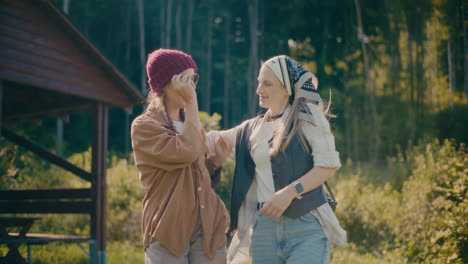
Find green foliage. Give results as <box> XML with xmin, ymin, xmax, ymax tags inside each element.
<box><xmin>0</xmin><ymin>139</ymin><xmax>33</xmax><ymax>189</ymax></box>
<box><xmin>12</xmin><ymin>243</ymin><xmax>88</xmax><ymax>264</ymax></box>
<box><xmin>2</xmin><ymin>240</ymin><xmax>144</xmax><ymax>264</ymax></box>
<box><xmin>106</xmin><ymin>156</ymin><xmax>143</xmax><ymax>243</ymax></box>
<box><xmin>106</xmin><ymin>241</ymin><xmax>144</xmax><ymax>264</ymax></box>
<box><xmin>337</xmin><ymin>177</ymin><xmax>400</xmax><ymax>253</ymax></box>
<box><xmin>216</xmin><ymin>159</ymin><xmax>235</xmax><ymax>211</ymax></box>
<box><xmin>394</xmin><ymin>140</ymin><xmax>467</xmax><ymax>263</ymax></box>
<box><xmin>331</xmin><ymin>243</ymin><xmax>406</xmax><ymax>264</ymax></box>
<box><xmin>335</xmin><ymin>139</ymin><xmax>467</xmax><ymax>263</ymax></box>
<box><xmin>199</xmin><ymin>111</ymin><xmax>222</xmax><ymax>131</ymax></box>
<box><xmin>37</xmin><ymin>0</ymin><xmax>468</xmax><ymax>162</ymax></box>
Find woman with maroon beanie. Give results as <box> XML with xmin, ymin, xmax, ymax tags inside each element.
<box><xmin>131</xmin><ymin>49</ymin><xmax>230</xmax><ymax>264</ymax></box>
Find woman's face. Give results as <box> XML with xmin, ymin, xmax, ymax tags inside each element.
<box><xmin>256</xmin><ymin>65</ymin><xmax>289</xmax><ymax>109</ymax></box>
<box><xmin>165</xmin><ymin>68</ymin><xmax>196</xmax><ymax>108</ymax></box>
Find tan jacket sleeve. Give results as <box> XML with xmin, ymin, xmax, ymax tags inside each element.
<box><xmin>131</xmin><ymin>117</ymin><xmax>209</xmax><ymax>171</ymax></box>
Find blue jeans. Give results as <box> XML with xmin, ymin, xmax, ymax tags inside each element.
<box><xmin>251</xmin><ymin>211</ymin><xmax>330</xmax><ymax>264</ymax></box>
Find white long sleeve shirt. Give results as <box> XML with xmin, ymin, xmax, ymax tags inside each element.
<box><xmin>206</xmin><ymin>104</ymin><xmax>347</xmax><ymax>264</ymax></box>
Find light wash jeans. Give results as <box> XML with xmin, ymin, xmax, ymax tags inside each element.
<box><xmin>145</xmin><ymin>218</ymin><xmax>226</xmax><ymax>264</ymax></box>
<box><xmin>251</xmin><ymin>211</ymin><xmax>330</xmax><ymax>264</ymax></box>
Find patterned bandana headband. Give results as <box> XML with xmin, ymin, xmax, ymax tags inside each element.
<box><xmin>263</xmin><ymin>55</ymin><xmax>322</xmax><ymax>106</ymax></box>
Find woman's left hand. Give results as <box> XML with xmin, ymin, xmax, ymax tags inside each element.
<box><xmin>260</xmin><ymin>185</ymin><xmax>297</xmax><ymax>219</ymax></box>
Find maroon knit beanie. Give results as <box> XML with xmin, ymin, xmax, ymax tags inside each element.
<box><xmin>146</xmin><ymin>49</ymin><xmax>198</xmax><ymax>95</ymax></box>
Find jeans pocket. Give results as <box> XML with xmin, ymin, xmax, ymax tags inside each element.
<box><xmin>299</xmin><ymin>211</ymin><xmax>318</xmax><ymax>223</ymax></box>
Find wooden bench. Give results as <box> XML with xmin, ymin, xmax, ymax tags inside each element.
<box><xmin>5</xmin><ymin>232</ymin><xmax>92</xmax><ymax>244</ymax></box>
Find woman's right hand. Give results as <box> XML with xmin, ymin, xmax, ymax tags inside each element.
<box><xmin>212</xmin><ymin>135</ymin><xmax>231</xmax><ymax>167</ymax></box>
<box><xmin>172</xmin><ymin>73</ymin><xmax>196</xmax><ymax>102</ymax></box>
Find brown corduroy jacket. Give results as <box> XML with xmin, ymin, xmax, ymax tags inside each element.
<box><xmin>131</xmin><ymin>107</ymin><xmax>230</xmax><ymax>258</ymax></box>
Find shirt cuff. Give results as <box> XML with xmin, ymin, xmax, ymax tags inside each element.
<box><xmin>313</xmin><ymin>151</ymin><xmax>342</xmax><ymax>169</ymax></box>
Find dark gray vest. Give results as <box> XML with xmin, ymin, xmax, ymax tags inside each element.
<box><xmin>229</xmin><ymin>116</ymin><xmax>328</xmax><ymax>232</ymax></box>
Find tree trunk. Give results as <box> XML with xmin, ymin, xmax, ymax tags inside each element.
<box><xmin>160</xmin><ymin>0</ymin><xmax>165</xmax><ymax>47</ymax></box>
<box><xmin>204</xmin><ymin>0</ymin><xmax>213</xmax><ymax>112</ymax></box>
<box><xmin>165</xmin><ymin>0</ymin><xmax>173</xmax><ymax>47</ymax></box>
<box><xmin>175</xmin><ymin>0</ymin><xmax>182</xmax><ymax>50</ymax></box>
<box><xmin>384</xmin><ymin>0</ymin><xmax>401</xmax><ymax>155</ymax></box>
<box><xmin>224</xmin><ymin>14</ymin><xmax>231</xmax><ymax>128</ymax></box>
<box><xmin>122</xmin><ymin>2</ymin><xmax>132</xmax><ymax>153</ymax></box>
<box><xmin>415</xmin><ymin>16</ymin><xmax>426</xmax><ymax>136</ymax></box>
<box><xmin>409</xmin><ymin>41</ymin><xmax>416</xmax><ymax>104</ymax></box>
<box><xmin>0</xmin><ymin>81</ymin><xmax>3</xmax><ymax>137</ymax></box>
<box><xmin>125</xmin><ymin>2</ymin><xmax>132</xmax><ymax>75</ymax></box>
<box><xmin>342</xmin><ymin>1</ymin><xmax>354</xmax><ymax>161</ymax></box>
<box><xmin>63</xmin><ymin>0</ymin><xmax>70</xmax><ymax>14</ymax></box>
<box><xmin>448</xmin><ymin>35</ymin><xmax>455</xmax><ymax>106</ymax></box>
<box><xmin>248</xmin><ymin>0</ymin><xmax>259</xmax><ymax>116</ymax></box>
<box><xmin>352</xmin><ymin>109</ymin><xmax>359</xmax><ymax>161</ymax></box>
<box><xmin>138</xmin><ymin>0</ymin><xmax>146</xmax><ymax>94</ymax></box>
<box><xmin>463</xmin><ymin>0</ymin><xmax>468</xmax><ymax>97</ymax></box>
<box><xmin>83</xmin><ymin>0</ymin><xmax>90</xmax><ymax>36</ymax></box>
<box><xmin>186</xmin><ymin>0</ymin><xmax>194</xmax><ymax>52</ymax></box>
<box><xmin>320</xmin><ymin>13</ymin><xmax>330</xmax><ymax>75</ymax></box>
<box><xmin>354</xmin><ymin>0</ymin><xmax>378</xmax><ymax>162</ymax></box>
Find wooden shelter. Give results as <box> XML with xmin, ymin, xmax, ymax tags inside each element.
<box><xmin>0</xmin><ymin>0</ymin><xmax>144</xmax><ymax>263</ymax></box>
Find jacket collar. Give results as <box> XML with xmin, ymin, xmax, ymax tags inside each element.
<box><xmin>146</xmin><ymin>107</ymin><xmax>175</xmax><ymax>131</ymax></box>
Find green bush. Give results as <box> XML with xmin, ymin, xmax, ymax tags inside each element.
<box><xmin>334</xmin><ymin>139</ymin><xmax>467</xmax><ymax>263</ymax></box>
<box><xmin>106</xmin><ymin>156</ymin><xmax>144</xmax><ymax>243</ymax></box>
<box><xmin>106</xmin><ymin>240</ymin><xmax>144</xmax><ymax>264</ymax></box>
<box><xmin>394</xmin><ymin>140</ymin><xmax>467</xmax><ymax>263</ymax></box>
<box><xmin>3</xmin><ymin>240</ymin><xmax>144</xmax><ymax>264</ymax></box>
<box><xmin>19</xmin><ymin>243</ymin><xmax>88</xmax><ymax>264</ymax></box>
<box><xmin>331</xmin><ymin>243</ymin><xmax>406</xmax><ymax>264</ymax></box>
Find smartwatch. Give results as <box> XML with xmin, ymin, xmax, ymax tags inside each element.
<box><xmin>292</xmin><ymin>181</ymin><xmax>303</xmax><ymax>199</ymax></box>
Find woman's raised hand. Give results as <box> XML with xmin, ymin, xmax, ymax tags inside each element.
<box><xmin>172</xmin><ymin>73</ymin><xmax>196</xmax><ymax>102</ymax></box>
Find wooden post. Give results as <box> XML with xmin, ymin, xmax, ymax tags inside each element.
<box><xmin>28</xmin><ymin>244</ymin><xmax>32</xmax><ymax>264</ymax></box>
<box><xmin>91</xmin><ymin>103</ymin><xmax>108</xmax><ymax>264</ymax></box>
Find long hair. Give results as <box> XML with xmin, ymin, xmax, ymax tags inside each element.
<box><xmin>269</xmin><ymin>87</ymin><xmax>334</xmax><ymax>156</ymax></box>
<box><xmin>146</xmin><ymin>88</ymin><xmax>185</xmax><ymax>123</ymax></box>
<box><xmin>146</xmin><ymin>89</ymin><xmax>165</xmax><ymax>111</ymax></box>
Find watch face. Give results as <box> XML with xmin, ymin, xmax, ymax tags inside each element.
<box><xmin>295</xmin><ymin>183</ymin><xmax>304</xmax><ymax>193</ymax></box>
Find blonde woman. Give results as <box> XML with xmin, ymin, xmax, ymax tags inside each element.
<box><xmin>208</xmin><ymin>55</ymin><xmax>347</xmax><ymax>264</ymax></box>
<box><xmin>131</xmin><ymin>49</ymin><xmax>230</xmax><ymax>264</ymax></box>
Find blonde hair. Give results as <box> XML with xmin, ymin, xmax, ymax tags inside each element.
<box><xmin>269</xmin><ymin>87</ymin><xmax>334</xmax><ymax>156</ymax></box>
<box><xmin>145</xmin><ymin>86</ymin><xmax>185</xmax><ymax>124</ymax></box>
<box><xmin>146</xmin><ymin>89</ymin><xmax>165</xmax><ymax>111</ymax></box>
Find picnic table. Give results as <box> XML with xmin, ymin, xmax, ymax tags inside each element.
<box><xmin>0</xmin><ymin>216</ymin><xmax>40</xmax><ymax>264</ymax></box>
<box><xmin>0</xmin><ymin>217</ymin><xmax>92</xmax><ymax>264</ymax></box>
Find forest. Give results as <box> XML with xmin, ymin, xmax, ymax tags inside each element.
<box><xmin>0</xmin><ymin>0</ymin><xmax>466</xmax><ymax>263</ymax></box>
